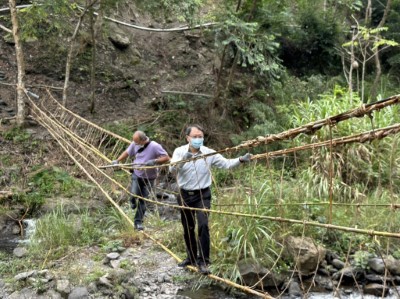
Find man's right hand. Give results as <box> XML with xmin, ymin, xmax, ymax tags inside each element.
<box><xmin>182</xmin><ymin>152</ymin><xmax>193</xmax><ymax>160</ymax></box>
<box><xmin>111</xmin><ymin>160</ymin><xmax>119</xmax><ymax>165</ymax></box>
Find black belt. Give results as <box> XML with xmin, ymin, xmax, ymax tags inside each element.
<box><xmin>180</xmin><ymin>187</ymin><xmax>210</xmax><ymax>196</ymax></box>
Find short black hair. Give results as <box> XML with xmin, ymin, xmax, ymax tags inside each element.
<box><xmin>185</xmin><ymin>124</ymin><xmax>204</xmax><ymax>136</ymax></box>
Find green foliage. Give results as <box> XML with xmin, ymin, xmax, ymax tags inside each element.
<box><xmin>353</xmin><ymin>250</ymin><xmax>372</xmax><ymax>270</ymax></box>
<box><xmin>28</xmin><ymin>166</ymin><xmax>90</xmax><ymax>197</ymax></box>
<box><xmin>83</xmin><ymin>268</ymin><xmax>107</xmax><ymax>284</ymax></box>
<box><xmin>137</xmin><ymin>0</ymin><xmax>204</xmax><ymax>24</ymax></box>
<box><xmin>29</xmin><ymin>205</ymin><xmax>104</xmax><ymax>258</ymax></box>
<box><xmin>2</xmin><ymin>126</ymin><xmax>31</xmax><ymax>142</ymax></box>
<box><xmin>211</xmin><ymin>178</ymin><xmax>283</xmax><ymax>281</ymax></box>
<box><xmin>12</xmin><ymin>191</ymin><xmax>45</xmax><ymax>212</ymax></box>
<box><xmin>19</xmin><ymin>0</ymin><xmax>77</xmax><ymax>40</ymax></box>
<box><xmin>102</xmin><ymin>123</ymin><xmax>133</xmax><ymax>141</ymax></box>
<box><xmin>280</xmin><ymin>88</ymin><xmax>400</xmax><ymax>200</ymax></box>
<box><xmin>342</xmin><ymin>26</ymin><xmax>399</xmax><ymax>51</ymax></box>
<box><xmin>214</xmin><ymin>14</ymin><xmax>282</xmax><ymax>78</ymax></box>
<box><xmin>324</xmin><ymin>230</ymin><xmax>373</xmax><ymax>256</ymax></box>
<box><xmin>393</xmin><ymin>249</ymin><xmax>400</xmax><ymax>260</ymax></box>
<box><xmin>0</xmin><ymin>251</ymin><xmax>36</xmax><ymax>277</ymax></box>
<box><xmin>102</xmin><ymin>239</ymin><xmax>126</xmax><ymax>253</ymax></box>
<box><xmin>278</xmin><ymin>3</ymin><xmax>343</xmax><ymax>76</ymax></box>
<box><xmin>100</xmin><ymin>206</ymin><xmax>133</xmax><ymax>233</ymax></box>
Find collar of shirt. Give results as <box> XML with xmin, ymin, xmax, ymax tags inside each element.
<box><xmin>184</xmin><ymin>143</ymin><xmax>204</xmax><ymax>156</ymax></box>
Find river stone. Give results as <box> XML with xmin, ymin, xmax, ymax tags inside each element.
<box><xmin>8</xmin><ymin>287</ymin><xmax>37</xmax><ymax>299</ymax></box>
<box><xmin>288</xmin><ymin>280</ymin><xmax>302</xmax><ymax>298</ymax></box>
<box><xmin>332</xmin><ymin>266</ymin><xmax>364</xmax><ymax>282</ymax></box>
<box><xmin>363</xmin><ymin>283</ymin><xmax>389</xmax><ymax>296</ymax></box>
<box><xmin>314</xmin><ymin>274</ymin><xmax>335</xmax><ymax>291</ymax></box>
<box><xmin>110</xmin><ymin>259</ymin><xmax>120</xmax><ymax>269</ymax></box>
<box><xmin>368</xmin><ymin>257</ymin><xmax>385</xmax><ymax>274</ymax></box>
<box><xmin>13</xmin><ymin>246</ymin><xmax>28</xmax><ymax>258</ymax></box>
<box><xmin>158</xmin><ymin>273</ymin><xmax>169</xmax><ymax>283</ymax></box>
<box><xmin>317</xmin><ymin>267</ymin><xmax>330</xmax><ymax>276</ymax></box>
<box><xmin>14</xmin><ymin>270</ymin><xmax>36</xmax><ymax>280</ymax></box>
<box><xmin>87</xmin><ymin>282</ymin><xmax>97</xmax><ymax>293</ymax></box>
<box><xmin>325</xmin><ymin>250</ymin><xmax>340</xmax><ymax>263</ymax></box>
<box><xmin>284</xmin><ymin>236</ymin><xmax>326</xmax><ymax>275</ymax></box>
<box><xmin>237</xmin><ymin>258</ymin><xmax>286</xmax><ymax>288</ymax></box>
<box><xmin>365</xmin><ymin>273</ymin><xmax>391</xmax><ymax>283</ymax></box>
<box><xmin>11</xmin><ymin>225</ymin><xmax>21</xmax><ymax>235</ymax></box>
<box><xmin>99</xmin><ymin>275</ymin><xmax>113</xmax><ymax>288</ymax></box>
<box><xmin>56</xmin><ymin>279</ymin><xmax>71</xmax><ymax>295</ymax></box>
<box><xmin>107</xmin><ymin>252</ymin><xmax>120</xmax><ymax>260</ymax></box>
<box><xmin>385</xmin><ymin>256</ymin><xmax>400</xmax><ymax>275</ymax></box>
<box><xmin>68</xmin><ymin>286</ymin><xmax>89</xmax><ymax>299</ymax></box>
<box><xmin>331</xmin><ymin>258</ymin><xmax>345</xmax><ymax>269</ymax></box>
<box><xmin>108</xmin><ymin>33</ymin><xmax>130</xmax><ymax>49</ymax></box>
<box><xmin>43</xmin><ymin>289</ymin><xmax>62</xmax><ymax>298</ymax></box>
<box><xmin>38</xmin><ymin>269</ymin><xmax>54</xmax><ymax>281</ymax></box>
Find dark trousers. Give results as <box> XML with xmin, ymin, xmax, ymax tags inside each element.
<box><xmin>131</xmin><ymin>174</ymin><xmax>155</xmax><ymax>225</ymax></box>
<box><xmin>178</xmin><ymin>187</ymin><xmax>211</xmax><ymax>265</ymax></box>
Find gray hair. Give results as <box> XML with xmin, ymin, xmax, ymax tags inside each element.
<box><xmin>135</xmin><ymin>131</ymin><xmax>148</xmax><ymax>141</ymax></box>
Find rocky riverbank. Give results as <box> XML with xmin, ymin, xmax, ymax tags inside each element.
<box><xmin>2</xmin><ymin>228</ymin><xmax>400</xmax><ymax>298</ymax></box>
<box><xmin>1</xmin><ymin>239</ymin><xmax>197</xmax><ymax>299</ymax></box>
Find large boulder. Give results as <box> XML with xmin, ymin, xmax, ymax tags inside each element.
<box><xmin>107</xmin><ymin>23</ymin><xmax>131</xmax><ymax>50</ymax></box>
<box><xmin>284</xmin><ymin>236</ymin><xmax>326</xmax><ymax>276</ymax></box>
<box><xmin>237</xmin><ymin>258</ymin><xmax>286</xmax><ymax>289</ymax></box>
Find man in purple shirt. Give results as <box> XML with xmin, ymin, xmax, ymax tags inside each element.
<box><xmin>113</xmin><ymin>131</ymin><xmax>170</xmax><ymax>230</ymax></box>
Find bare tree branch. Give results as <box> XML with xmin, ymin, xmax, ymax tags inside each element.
<box><xmin>0</xmin><ymin>22</ymin><xmax>11</xmax><ymax>33</ymax></box>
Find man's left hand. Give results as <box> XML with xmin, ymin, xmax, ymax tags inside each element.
<box><xmin>145</xmin><ymin>159</ymin><xmax>157</xmax><ymax>166</ymax></box>
<box><xmin>239</xmin><ymin>153</ymin><xmax>252</xmax><ymax>163</ymax></box>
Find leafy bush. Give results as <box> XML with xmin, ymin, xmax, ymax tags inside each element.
<box><xmin>353</xmin><ymin>250</ymin><xmax>372</xmax><ymax>270</ymax></box>
<box><xmin>2</xmin><ymin>127</ymin><xmax>31</xmax><ymax>142</ymax></box>
<box><xmin>28</xmin><ymin>166</ymin><xmax>90</xmax><ymax>197</ymax></box>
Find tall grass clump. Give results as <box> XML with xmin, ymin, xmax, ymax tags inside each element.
<box><xmin>280</xmin><ymin>87</ymin><xmax>400</xmax><ymax>202</ymax></box>
<box><xmin>211</xmin><ymin>168</ymin><xmax>285</xmax><ymax>282</ymax></box>
<box><xmin>29</xmin><ymin>204</ymin><xmax>104</xmax><ymax>258</ymax></box>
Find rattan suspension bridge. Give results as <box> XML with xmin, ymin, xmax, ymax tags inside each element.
<box><xmin>24</xmin><ymin>89</ymin><xmax>400</xmax><ymax>298</ymax></box>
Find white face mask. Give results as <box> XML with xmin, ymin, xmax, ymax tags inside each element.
<box><xmin>191</xmin><ymin>138</ymin><xmax>204</xmax><ymax>149</ymax></box>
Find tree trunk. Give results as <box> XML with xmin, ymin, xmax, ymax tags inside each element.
<box><xmin>88</xmin><ymin>5</ymin><xmax>96</xmax><ymax>114</ymax></box>
<box><xmin>348</xmin><ymin>28</ymin><xmax>356</xmax><ymax>103</ymax></box>
<box><xmin>62</xmin><ymin>1</ymin><xmax>99</xmax><ymax>107</ymax></box>
<box><xmin>62</xmin><ymin>8</ymin><xmax>89</xmax><ymax>107</ymax></box>
<box><xmin>364</xmin><ymin>0</ymin><xmax>372</xmax><ymax>25</ymax></box>
<box><xmin>9</xmin><ymin>0</ymin><xmax>26</xmax><ymax>126</ymax></box>
<box><xmin>370</xmin><ymin>0</ymin><xmax>392</xmax><ymax>100</ymax></box>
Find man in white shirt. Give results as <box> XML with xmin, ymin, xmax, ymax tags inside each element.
<box><xmin>170</xmin><ymin>124</ymin><xmax>251</xmax><ymax>274</ymax></box>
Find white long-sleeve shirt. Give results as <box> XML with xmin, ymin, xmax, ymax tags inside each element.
<box><xmin>170</xmin><ymin>144</ymin><xmax>241</xmax><ymax>190</ymax></box>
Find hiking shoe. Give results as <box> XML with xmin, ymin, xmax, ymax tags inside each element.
<box><xmin>130</xmin><ymin>197</ymin><xmax>137</xmax><ymax>210</ymax></box>
<box><xmin>134</xmin><ymin>223</ymin><xmax>144</xmax><ymax>231</ymax></box>
<box><xmin>198</xmin><ymin>263</ymin><xmax>211</xmax><ymax>275</ymax></box>
<box><xmin>178</xmin><ymin>258</ymin><xmax>196</xmax><ymax>267</ymax></box>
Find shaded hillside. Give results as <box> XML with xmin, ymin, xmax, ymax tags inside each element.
<box><xmin>0</xmin><ymin>2</ymin><xmax>219</xmax><ymax>134</ymax></box>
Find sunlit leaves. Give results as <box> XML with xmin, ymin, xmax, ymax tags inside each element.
<box><xmin>18</xmin><ymin>0</ymin><xmax>77</xmax><ymax>39</ymax></box>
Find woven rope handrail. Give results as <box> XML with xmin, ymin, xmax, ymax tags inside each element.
<box><xmin>37</xmin><ymin>89</ymin><xmax>400</xmax><ymax>168</ymax></box>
